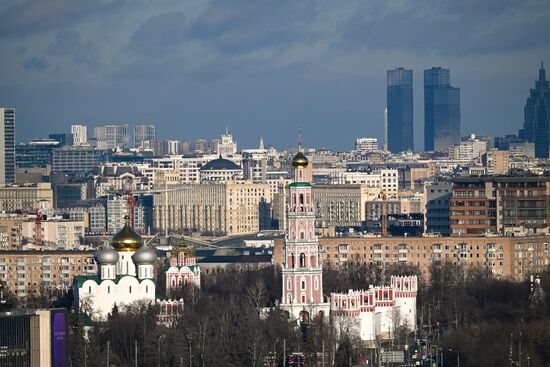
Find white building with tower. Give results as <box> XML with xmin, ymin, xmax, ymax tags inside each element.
<box><xmin>280</xmin><ymin>149</ymin><xmax>417</xmax><ymax>342</ymax></box>
<box><xmin>73</xmin><ymin>218</ymin><xmax>156</xmax><ymax>320</ymax></box>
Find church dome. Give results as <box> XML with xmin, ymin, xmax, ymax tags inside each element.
<box><xmin>94</xmin><ymin>243</ymin><xmax>119</xmax><ymax>265</ymax></box>
<box><xmin>132</xmin><ymin>244</ymin><xmax>157</xmax><ymax>265</ymax></box>
<box><xmin>111</xmin><ymin>217</ymin><xmax>143</xmax><ymax>252</ymax></box>
<box><xmin>292</xmin><ymin>152</ymin><xmax>308</xmax><ymax>168</ymax></box>
<box><xmin>200</xmin><ymin>156</ymin><xmax>240</xmax><ymax>171</ymax></box>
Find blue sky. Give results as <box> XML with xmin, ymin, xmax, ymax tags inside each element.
<box><xmin>1</xmin><ymin>0</ymin><xmax>549</xmax><ymax>150</ymax></box>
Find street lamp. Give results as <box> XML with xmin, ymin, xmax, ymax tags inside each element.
<box><xmin>448</xmin><ymin>349</ymin><xmax>460</xmax><ymax>367</ymax></box>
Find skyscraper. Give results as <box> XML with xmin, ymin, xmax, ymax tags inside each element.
<box><xmin>522</xmin><ymin>62</ymin><xmax>550</xmax><ymax>158</ymax></box>
<box><xmin>0</xmin><ymin>108</ymin><xmax>15</xmax><ymax>184</ymax></box>
<box><xmin>424</xmin><ymin>67</ymin><xmax>461</xmax><ymax>152</ymax></box>
<box><xmin>387</xmin><ymin>68</ymin><xmax>414</xmax><ymax>152</ymax></box>
<box><xmin>134</xmin><ymin>124</ymin><xmax>156</xmax><ymax>148</ymax></box>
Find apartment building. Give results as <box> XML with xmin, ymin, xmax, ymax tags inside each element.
<box><xmin>450</xmin><ymin>176</ymin><xmax>550</xmax><ymax>236</ymax></box>
<box><xmin>273</xmin><ymin>235</ymin><xmax>550</xmax><ymax>281</ymax></box>
<box><xmin>0</xmin><ymin>250</ymin><xmax>95</xmax><ymax>297</ymax></box>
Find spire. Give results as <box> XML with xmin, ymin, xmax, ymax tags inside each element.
<box><xmin>297</xmin><ymin>127</ymin><xmax>302</xmax><ymax>152</ymax></box>
<box><xmin>540</xmin><ymin>61</ymin><xmax>546</xmax><ymax>82</ymax></box>
<box><xmin>259</xmin><ymin>136</ymin><xmax>265</xmax><ymax>150</ymax></box>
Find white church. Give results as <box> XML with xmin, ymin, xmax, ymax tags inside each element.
<box><xmin>280</xmin><ymin>150</ymin><xmax>417</xmax><ymax>342</ymax></box>
<box><xmin>73</xmin><ymin>218</ymin><xmax>157</xmax><ymax>320</ymax></box>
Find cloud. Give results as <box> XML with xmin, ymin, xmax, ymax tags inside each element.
<box><xmin>47</xmin><ymin>29</ymin><xmax>100</xmax><ymax>69</ymax></box>
<box><xmin>129</xmin><ymin>12</ymin><xmax>188</xmax><ymax>55</ymax></box>
<box><xmin>23</xmin><ymin>56</ymin><xmax>48</xmax><ymax>72</ymax></box>
<box><xmin>0</xmin><ymin>0</ymin><xmax>100</xmax><ymax>37</ymax></box>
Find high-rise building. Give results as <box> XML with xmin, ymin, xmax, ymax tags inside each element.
<box><xmin>387</xmin><ymin>68</ymin><xmax>414</xmax><ymax>152</ymax></box>
<box><xmin>522</xmin><ymin>62</ymin><xmax>550</xmax><ymax>158</ymax></box>
<box><xmin>134</xmin><ymin>124</ymin><xmax>156</xmax><ymax>148</ymax></box>
<box><xmin>94</xmin><ymin>124</ymin><xmax>130</xmax><ymax>149</ymax></box>
<box><xmin>424</xmin><ymin>67</ymin><xmax>461</xmax><ymax>152</ymax></box>
<box><xmin>16</xmin><ymin>139</ymin><xmax>60</xmax><ymax>169</ymax></box>
<box><xmin>71</xmin><ymin>124</ymin><xmax>88</xmax><ymax>146</ymax></box>
<box><xmin>217</xmin><ymin>128</ymin><xmax>237</xmax><ymax>156</ymax></box>
<box><xmin>0</xmin><ymin>108</ymin><xmax>16</xmax><ymax>184</ymax></box>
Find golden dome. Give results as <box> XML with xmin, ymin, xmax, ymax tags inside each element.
<box><xmin>292</xmin><ymin>152</ymin><xmax>308</xmax><ymax>168</ymax></box>
<box><xmin>111</xmin><ymin>217</ymin><xmax>143</xmax><ymax>251</ymax></box>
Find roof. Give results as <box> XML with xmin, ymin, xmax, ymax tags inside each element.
<box><xmin>198</xmin><ymin>254</ymin><xmax>272</xmax><ymax>264</ymax></box>
<box><xmin>289</xmin><ymin>182</ymin><xmax>311</xmax><ymax>187</ymax></box>
<box><xmin>200</xmin><ymin>156</ymin><xmax>240</xmax><ymax>171</ymax></box>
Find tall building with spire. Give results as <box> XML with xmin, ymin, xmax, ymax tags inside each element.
<box><xmin>280</xmin><ymin>150</ymin><xmax>329</xmax><ymax>320</ymax></box>
<box><xmin>522</xmin><ymin>62</ymin><xmax>550</xmax><ymax>158</ymax></box>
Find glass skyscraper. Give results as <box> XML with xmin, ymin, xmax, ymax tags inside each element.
<box><xmin>424</xmin><ymin>67</ymin><xmax>461</xmax><ymax>152</ymax></box>
<box><xmin>522</xmin><ymin>62</ymin><xmax>550</xmax><ymax>158</ymax></box>
<box><xmin>387</xmin><ymin>68</ymin><xmax>414</xmax><ymax>152</ymax></box>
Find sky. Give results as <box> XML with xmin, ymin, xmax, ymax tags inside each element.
<box><xmin>1</xmin><ymin>0</ymin><xmax>549</xmax><ymax>151</ymax></box>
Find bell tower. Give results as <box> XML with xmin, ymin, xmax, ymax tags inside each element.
<box><xmin>281</xmin><ymin>149</ymin><xmax>323</xmax><ymax>306</ymax></box>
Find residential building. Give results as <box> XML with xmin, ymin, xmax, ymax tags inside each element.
<box><xmin>94</xmin><ymin>124</ymin><xmax>130</xmax><ymax>150</ymax></box>
<box><xmin>0</xmin><ymin>214</ymin><xmax>25</xmax><ymax>249</ymax></box>
<box><xmin>387</xmin><ymin>68</ymin><xmax>414</xmax><ymax>152</ymax></box>
<box><xmin>424</xmin><ymin>67</ymin><xmax>461</xmax><ymax>152</ymax></box>
<box><xmin>71</xmin><ymin>124</ymin><xmax>88</xmax><ymax>146</ymax></box>
<box><xmin>134</xmin><ymin>124</ymin><xmax>156</xmax><ymax>148</ymax></box>
<box><xmin>521</xmin><ymin>62</ymin><xmax>550</xmax><ymax>158</ymax></box>
<box><xmin>21</xmin><ymin>217</ymin><xmax>84</xmax><ymax>247</ymax></box>
<box><xmin>330</xmin><ymin>169</ymin><xmax>399</xmax><ymax>192</ymax></box>
<box><xmin>450</xmin><ymin>176</ymin><xmax>550</xmax><ymax>236</ymax></box>
<box><xmin>217</xmin><ymin>128</ymin><xmax>237</xmax><ymax>156</ymax></box>
<box><xmin>424</xmin><ymin>180</ymin><xmax>452</xmax><ymax>236</ymax></box>
<box><xmin>481</xmin><ymin>149</ymin><xmax>510</xmax><ymax>175</ymax></box>
<box><xmin>0</xmin><ymin>249</ymin><xmax>95</xmax><ymax>297</ymax></box>
<box><xmin>0</xmin><ymin>108</ymin><xmax>16</xmax><ymax>184</ymax></box>
<box><xmin>448</xmin><ymin>134</ymin><xmax>488</xmax><ymax>160</ymax></box>
<box><xmin>312</xmin><ymin>184</ymin><xmax>368</xmax><ymax>228</ymax></box>
<box><xmin>273</xmin><ymin>234</ymin><xmax>550</xmax><ymax>281</ymax></box>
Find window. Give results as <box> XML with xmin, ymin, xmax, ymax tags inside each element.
<box><xmin>129</xmin><ymin>286</ymin><xmax>132</xmax><ymax>294</ymax></box>
<box><xmin>301</xmin><ymin>281</ymin><xmax>306</xmax><ymax>290</ymax></box>
<box><xmin>300</xmin><ymin>253</ymin><xmax>306</xmax><ymax>268</ymax></box>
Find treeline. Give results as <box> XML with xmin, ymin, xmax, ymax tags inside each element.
<box><xmin>9</xmin><ymin>260</ymin><xmax>548</xmax><ymax>366</ymax></box>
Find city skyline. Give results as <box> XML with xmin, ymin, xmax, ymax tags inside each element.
<box><xmin>0</xmin><ymin>1</ymin><xmax>549</xmax><ymax>150</ymax></box>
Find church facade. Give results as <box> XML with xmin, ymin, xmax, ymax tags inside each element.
<box><xmin>73</xmin><ymin>218</ymin><xmax>157</xmax><ymax>321</ymax></box>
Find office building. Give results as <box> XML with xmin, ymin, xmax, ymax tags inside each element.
<box><xmin>0</xmin><ymin>309</ymin><xmax>69</xmax><ymax>367</ymax></box>
<box><xmin>94</xmin><ymin>124</ymin><xmax>130</xmax><ymax>150</ymax></box>
<box><xmin>387</xmin><ymin>68</ymin><xmax>414</xmax><ymax>152</ymax></box>
<box><xmin>522</xmin><ymin>62</ymin><xmax>550</xmax><ymax>158</ymax></box>
<box><xmin>70</xmin><ymin>124</ymin><xmax>88</xmax><ymax>145</ymax></box>
<box><xmin>0</xmin><ymin>183</ymin><xmax>53</xmax><ymax>212</ymax></box>
<box><xmin>48</xmin><ymin>133</ymin><xmax>73</xmax><ymax>147</ymax></box>
<box><xmin>134</xmin><ymin>124</ymin><xmax>156</xmax><ymax>148</ymax></box>
<box><xmin>52</xmin><ymin>146</ymin><xmax>103</xmax><ymax>174</ymax></box>
<box><xmin>15</xmin><ymin>139</ymin><xmax>59</xmax><ymax>169</ymax></box>
<box><xmin>0</xmin><ymin>108</ymin><xmax>16</xmax><ymax>184</ymax></box>
<box><xmin>153</xmin><ymin>181</ymin><xmax>271</xmax><ymax>236</ymax></box>
<box><xmin>424</xmin><ymin>67</ymin><xmax>461</xmax><ymax>152</ymax></box>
